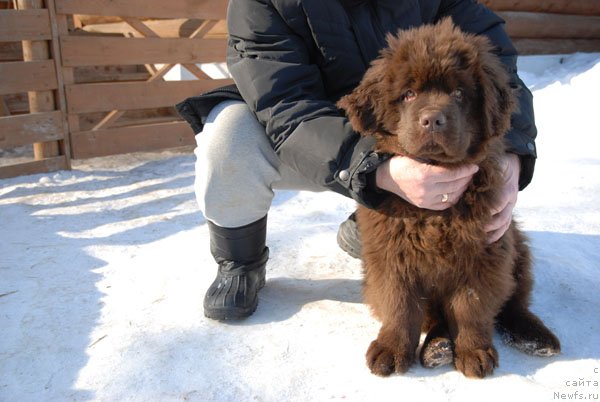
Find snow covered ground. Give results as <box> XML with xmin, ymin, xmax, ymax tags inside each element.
<box><xmin>1</xmin><ymin>53</ymin><xmax>599</xmax><ymax>401</ymax></box>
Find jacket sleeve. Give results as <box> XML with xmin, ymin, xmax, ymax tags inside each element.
<box><xmin>226</xmin><ymin>0</ymin><xmax>387</xmax><ymax>207</ymax></box>
<box><xmin>438</xmin><ymin>0</ymin><xmax>538</xmax><ymax>190</ymax></box>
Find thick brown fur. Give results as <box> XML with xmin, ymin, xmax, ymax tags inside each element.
<box><xmin>337</xmin><ymin>19</ymin><xmax>560</xmax><ymax>378</ymax></box>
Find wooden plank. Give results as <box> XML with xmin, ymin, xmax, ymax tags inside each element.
<box><xmin>4</xmin><ymin>93</ymin><xmax>29</xmax><ymax>114</ymax></box>
<box><xmin>82</xmin><ymin>19</ymin><xmax>228</xmax><ymax>39</ymax></box>
<box><xmin>0</xmin><ymin>111</ymin><xmax>64</xmax><ymax>148</ymax></box>
<box><xmin>60</xmin><ymin>36</ymin><xmax>228</xmax><ymax>66</ymax></box>
<box><xmin>0</xmin><ymin>95</ymin><xmax>9</xmax><ymax>116</ymax></box>
<box><xmin>66</xmin><ymin>79</ymin><xmax>233</xmax><ymax>113</ymax></box>
<box><xmin>121</xmin><ymin>17</ymin><xmax>159</xmax><ymax>38</ymax></box>
<box><xmin>55</xmin><ymin>0</ymin><xmax>227</xmax><ymax>20</ymax></box>
<box><xmin>55</xmin><ymin>11</ymin><xmax>79</xmax><ymax>162</ymax></box>
<box><xmin>513</xmin><ymin>38</ymin><xmax>600</xmax><ymax>55</ymax></box>
<box><xmin>75</xmin><ymin>65</ymin><xmax>150</xmax><ymax>83</ymax></box>
<box><xmin>0</xmin><ymin>9</ymin><xmax>52</xmax><ymax>41</ymax></box>
<box><xmin>481</xmin><ymin>0</ymin><xmax>600</xmax><ymax>16</ymax></box>
<box><xmin>0</xmin><ymin>60</ymin><xmax>57</xmax><ymax>95</ymax></box>
<box><xmin>500</xmin><ymin>12</ymin><xmax>600</xmax><ymax>39</ymax></box>
<box><xmin>0</xmin><ymin>155</ymin><xmax>68</xmax><ymax>179</ymax></box>
<box><xmin>80</xmin><ymin>109</ymin><xmax>178</xmax><ymax>131</ymax></box>
<box><xmin>0</xmin><ymin>42</ymin><xmax>23</xmax><ymax>61</ymax></box>
<box><xmin>47</xmin><ymin>0</ymin><xmax>72</xmax><ymax>167</ymax></box>
<box><xmin>70</xmin><ymin>121</ymin><xmax>195</xmax><ymax>159</ymax></box>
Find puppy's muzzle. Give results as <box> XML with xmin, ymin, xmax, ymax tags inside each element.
<box><xmin>419</xmin><ymin>109</ymin><xmax>447</xmax><ymax>133</ymax></box>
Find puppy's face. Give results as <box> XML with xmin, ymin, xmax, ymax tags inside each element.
<box><xmin>385</xmin><ymin>70</ymin><xmax>477</xmax><ymax>164</ymax></box>
<box><xmin>338</xmin><ymin>19</ymin><xmax>517</xmax><ymax>165</ymax></box>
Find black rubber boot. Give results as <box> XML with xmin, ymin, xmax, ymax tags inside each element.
<box><xmin>337</xmin><ymin>212</ymin><xmax>362</xmax><ymax>259</ymax></box>
<box><xmin>204</xmin><ymin>216</ymin><xmax>269</xmax><ymax>320</ymax></box>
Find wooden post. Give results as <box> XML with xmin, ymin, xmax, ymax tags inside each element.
<box><xmin>52</xmin><ymin>1</ymin><xmax>79</xmax><ymax>155</ymax></box>
<box><xmin>46</xmin><ymin>0</ymin><xmax>71</xmax><ymax>167</ymax></box>
<box><xmin>17</xmin><ymin>0</ymin><xmax>60</xmax><ymax>160</ymax></box>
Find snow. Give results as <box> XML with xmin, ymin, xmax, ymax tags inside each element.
<box><xmin>1</xmin><ymin>53</ymin><xmax>600</xmax><ymax>401</ymax></box>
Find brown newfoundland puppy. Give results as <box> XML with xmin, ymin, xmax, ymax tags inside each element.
<box><xmin>337</xmin><ymin>19</ymin><xmax>560</xmax><ymax>378</ymax></box>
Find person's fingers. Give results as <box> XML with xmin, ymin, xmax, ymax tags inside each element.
<box><xmin>490</xmin><ymin>185</ymin><xmax>518</xmax><ymax>215</ymax></box>
<box><xmin>385</xmin><ymin>157</ymin><xmax>479</xmax><ymax>210</ymax></box>
<box><xmin>420</xmin><ymin>165</ymin><xmax>478</xmax><ymax>209</ymax></box>
<box><xmin>486</xmin><ymin>213</ymin><xmax>510</xmax><ymax>243</ymax></box>
<box><xmin>427</xmin><ymin>191</ymin><xmax>458</xmax><ymax>210</ymax></box>
<box><xmin>485</xmin><ymin>202</ymin><xmax>513</xmax><ymax>237</ymax></box>
<box><xmin>428</xmin><ymin>201</ymin><xmax>453</xmax><ymax>211</ymax></box>
<box><xmin>422</xmin><ymin>175</ymin><xmax>472</xmax><ymax>210</ymax></box>
<box><xmin>489</xmin><ymin>195</ymin><xmax>509</xmax><ymax>216</ymax></box>
<box><xmin>437</xmin><ymin>175</ymin><xmax>473</xmax><ymax>198</ymax></box>
<box><xmin>486</xmin><ymin>227</ymin><xmax>503</xmax><ymax>244</ymax></box>
<box><xmin>487</xmin><ymin>218</ymin><xmax>511</xmax><ymax>243</ymax></box>
<box><xmin>431</xmin><ymin>163</ymin><xmax>479</xmax><ymax>184</ymax></box>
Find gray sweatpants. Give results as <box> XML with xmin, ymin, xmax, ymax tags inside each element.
<box><xmin>194</xmin><ymin>100</ymin><xmax>326</xmax><ymax>228</ymax></box>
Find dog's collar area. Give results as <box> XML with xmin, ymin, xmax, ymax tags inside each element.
<box><xmin>377</xmin><ymin>129</ymin><xmax>395</xmax><ymax>137</ymax></box>
<box><xmin>413</xmin><ymin>156</ymin><xmax>435</xmax><ymax>165</ymax></box>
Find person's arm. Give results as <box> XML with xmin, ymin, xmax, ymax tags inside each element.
<box><xmin>226</xmin><ymin>0</ymin><xmax>385</xmax><ymax>207</ymax></box>
<box><xmin>438</xmin><ymin>0</ymin><xmax>537</xmax><ymax>190</ymax></box>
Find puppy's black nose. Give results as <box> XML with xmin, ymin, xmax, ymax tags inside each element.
<box><xmin>419</xmin><ymin>110</ymin><xmax>447</xmax><ymax>131</ymax></box>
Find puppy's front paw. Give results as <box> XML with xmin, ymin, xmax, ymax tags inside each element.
<box><xmin>366</xmin><ymin>339</ymin><xmax>414</xmax><ymax>376</ymax></box>
<box><xmin>454</xmin><ymin>346</ymin><xmax>498</xmax><ymax>378</ymax></box>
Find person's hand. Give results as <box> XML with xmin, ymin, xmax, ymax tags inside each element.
<box><xmin>375</xmin><ymin>155</ymin><xmax>479</xmax><ymax>211</ymax></box>
<box><xmin>485</xmin><ymin>153</ymin><xmax>521</xmax><ymax>243</ymax></box>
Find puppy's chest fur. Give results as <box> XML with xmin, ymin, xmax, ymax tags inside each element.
<box><xmin>357</xmin><ymin>155</ymin><xmax>509</xmax><ymax>293</ymax></box>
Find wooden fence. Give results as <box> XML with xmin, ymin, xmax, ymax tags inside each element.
<box><xmin>0</xmin><ymin>0</ymin><xmax>231</xmax><ymax>178</ymax></box>
<box><xmin>1</xmin><ymin>0</ymin><xmax>599</xmax><ymax>178</ymax></box>
<box><xmin>0</xmin><ymin>0</ymin><xmax>70</xmax><ymax>178</ymax></box>
<box><xmin>57</xmin><ymin>0</ymin><xmax>231</xmax><ymax>159</ymax></box>
<box><xmin>481</xmin><ymin>0</ymin><xmax>600</xmax><ymax>54</ymax></box>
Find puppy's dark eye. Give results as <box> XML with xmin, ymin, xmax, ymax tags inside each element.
<box><xmin>451</xmin><ymin>89</ymin><xmax>463</xmax><ymax>101</ymax></box>
<box><xmin>403</xmin><ymin>90</ymin><xmax>417</xmax><ymax>102</ymax></box>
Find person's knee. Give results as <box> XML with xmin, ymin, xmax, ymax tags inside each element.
<box><xmin>193</xmin><ymin>101</ymin><xmax>280</xmax><ymax>227</ymax></box>
<box><xmin>196</xmin><ymin>101</ymin><xmax>275</xmax><ymax>170</ymax></box>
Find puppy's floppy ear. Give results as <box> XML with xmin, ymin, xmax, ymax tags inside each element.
<box><xmin>474</xmin><ymin>37</ymin><xmax>518</xmax><ymax>138</ymax></box>
<box><xmin>337</xmin><ymin>59</ymin><xmax>385</xmax><ymax>136</ymax></box>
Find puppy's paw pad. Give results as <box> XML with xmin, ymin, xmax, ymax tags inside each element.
<box><xmin>498</xmin><ymin>325</ymin><xmax>561</xmax><ymax>357</ymax></box>
<box><xmin>421</xmin><ymin>337</ymin><xmax>454</xmax><ymax>368</ymax></box>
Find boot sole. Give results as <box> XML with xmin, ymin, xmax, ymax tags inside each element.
<box><xmin>204</xmin><ymin>302</ymin><xmax>258</xmax><ymax>321</ymax></box>
<box><xmin>337</xmin><ymin>226</ymin><xmax>361</xmax><ymax>259</ymax></box>
<box><xmin>203</xmin><ymin>278</ymin><xmax>265</xmax><ymax>321</ymax></box>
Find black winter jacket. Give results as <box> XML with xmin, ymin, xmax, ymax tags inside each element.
<box><xmin>177</xmin><ymin>0</ymin><xmax>537</xmax><ymax>208</ymax></box>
